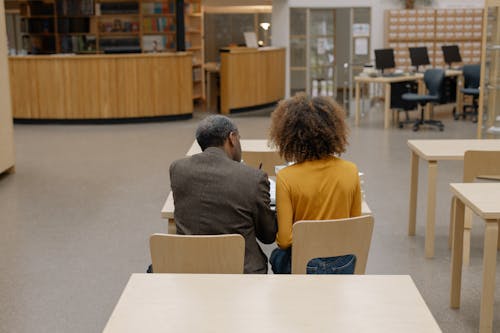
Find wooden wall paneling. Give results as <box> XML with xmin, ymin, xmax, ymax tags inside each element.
<box><xmin>0</xmin><ymin>0</ymin><xmax>15</xmax><ymax>174</ymax></box>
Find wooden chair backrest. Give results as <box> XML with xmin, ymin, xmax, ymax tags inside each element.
<box><xmin>150</xmin><ymin>233</ymin><xmax>245</xmax><ymax>273</ymax></box>
<box><xmin>463</xmin><ymin>150</ymin><xmax>500</xmax><ymax>182</ymax></box>
<box><xmin>241</xmin><ymin>151</ymin><xmax>286</xmax><ymax>176</ymax></box>
<box><xmin>291</xmin><ymin>215</ymin><xmax>374</xmax><ymax>274</ymax></box>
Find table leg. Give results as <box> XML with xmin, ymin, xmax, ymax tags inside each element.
<box><xmin>456</xmin><ymin>74</ymin><xmax>463</xmax><ymax>115</ymax></box>
<box><xmin>450</xmin><ymin>197</ymin><xmax>465</xmax><ymax>308</ymax></box>
<box><xmin>448</xmin><ymin>197</ymin><xmax>456</xmax><ymax>249</ymax></box>
<box><xmin>355</xmin><ymin>81</ymin><xmax>360</xmax><ymax>126</ymax></box>
<box><xmin>425</xmin><ymin>161</ymin><xmax>438</xmax><ymax>258</ymax></box>
<box><xmin>384</xmin><ymin>83</ymin><xmax>391</xmax><ymax>129</ymax></box>
<box><xmin>408</xmin><ymin>151</ymin><xmax>419</xmax><ymax>236</ymax></box>
<box><xmin>168</xmin><ymin>219</ymin><xmax>176</xmax><ymax>234</ymax></box>
<box><xmin>463</xmin><ymin>208</ymin><xmax>473</xmax><ymax>266</ymax></box>
<box><xmin>479</xmin><ymin>220</ymin><xmax>498</xmax><ymax>333</ymax></box>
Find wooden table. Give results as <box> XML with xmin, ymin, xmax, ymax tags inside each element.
<box><xmin>449</xmin><ymin>183</ymin><xmax>500</xmax><ymax>333</ymax></box>
<box><xmin>162</xmin><ymin>139</ymin><xmax>371</xmax><ymax>233</ymax></box>
<box><xmin>354</xmin><ymin>70</ymin><xmax>462</xmax><ymax>129</ymax></box>
<box><xmin>103</xmin><ymin>274</ymin><xmax>441</xmax><ymax>333</ymax></box>
<box><xmin>407</xmin><ymin>139</ymin><xmax>500</xmax><ymax>258</ymax></box>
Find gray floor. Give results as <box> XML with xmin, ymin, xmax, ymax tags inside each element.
<box><xmin>0</xmin><ymin>101</ymin><xmax>498</xmax><ymax>333</ymax></box>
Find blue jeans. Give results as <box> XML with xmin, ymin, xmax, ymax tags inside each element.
<box><xmin>270</xmin><ymin>247</ymin><xmax>356</xmax><ymax>274</ymax></box>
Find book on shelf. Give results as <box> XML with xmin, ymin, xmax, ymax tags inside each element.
<box><xmin>99</xmin><ymin>2</ymin><xmax>139</xmax><ymax>15</ymax></box>
<box><xmin>56</xmin><ymin>0</ymin><xmax>95</xmax><ymax>16</ymax></box>
<box><xmin>60</xmin><ymin>35</ymin><xmax>96</xmax><ymax>53</ymax></box>
<box><xmin>142</xmin><ymin>35</ymin><xmax>167</xmax><ymax>52</ymax></box>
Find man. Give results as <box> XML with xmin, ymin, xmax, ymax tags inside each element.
<box><xmin>169</xmin><ymin>115</ymin><xmax>277</xmax><ymax>273</ymax></box>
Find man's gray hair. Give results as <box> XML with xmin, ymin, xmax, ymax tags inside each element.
<box><xmin>196</xmin><ymin>115</ymin><xmax>238</xmax><ymax>151</ymax></box>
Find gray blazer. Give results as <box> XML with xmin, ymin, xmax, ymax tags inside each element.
<box><xmin>170</xmin><ymin>147</ymin><xmax>277</xmax><ymax>273</ymax></box>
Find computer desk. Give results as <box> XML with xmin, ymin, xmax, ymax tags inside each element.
<box><xmin>354</xmin><ymin>70</ymin><xmax>463</xmax><ymax>129</ymax></box>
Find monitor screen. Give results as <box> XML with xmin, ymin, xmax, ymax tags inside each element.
<box><xmin>442</xmin><ymin>45</ymin><xmax>462</xmax><ymax>65</ymax></box>
<box><xmin>374</xmin><ymin>49</ymin><xmax>396</xmax><ymax>71</ymax></box>
<box><xmin>409</xmin><ymin>47</ymin><xmax>430</xmax><ymax>69</ymax></box>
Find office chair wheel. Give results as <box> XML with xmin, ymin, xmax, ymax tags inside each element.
<box><xmin>412</xmin><ymin>124</ymin><xmax>419</xmax><ymax>132</ymax></box>
<box><xmin>398</xmin><ymin>122</ymin><xmax>404</xmax><ymax>129</ymax></box>
<box><xmin>439</xmin><ymin>124</ymin><xmax>444</xmax><ymax>131</ymax></box>
<box><xmin>472</xmin><ymin>116</ymin><xmax>478</xmax><ymax>123</ymax></box>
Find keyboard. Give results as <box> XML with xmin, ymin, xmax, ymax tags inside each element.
<box><xmin>382</xmin><ymin>72</ymin><xmax>405</xmax><ymax>77</ymax></box>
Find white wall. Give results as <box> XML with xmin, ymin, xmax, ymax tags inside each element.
<box><xmin>272</xmin><ymin>0</ymin><xmax>485</xmax><ymax>97</ymax></box>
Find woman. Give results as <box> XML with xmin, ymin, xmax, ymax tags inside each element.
<box><xmin>269</xmin><ymin>93</ymin><xmax>362</xmax><ymax>274</ymax></box>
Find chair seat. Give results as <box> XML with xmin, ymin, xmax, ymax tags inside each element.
<box><xmin>461</xmin><ymin>88</ymin><xmax>480</xmax><ymax>96</ymax></box>
<box><xmin>401</xmin><ymin>93</ymin><xmax>440</xmax><ymax>104</ymax></box>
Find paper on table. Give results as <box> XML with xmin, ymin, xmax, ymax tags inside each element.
<box><xmin>269</xmin><ymin>178</ymin><xmax>276</xmax><ymax>206</ymax></box>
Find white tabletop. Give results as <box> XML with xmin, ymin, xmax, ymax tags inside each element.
<box><xmin>103</xmin><ymin>274</ymin><xmax>441</xmax><ymax>333</ymax></box>
<box><xmin>407</xmin><ymin>139</ymin><xmax>500</xmax><ymax>161</ymax></box>
<box><xmin>187</xmin><ymin>139</ymin><xmax>276</xmax><ymax>156</ymax></box>
<box><xmin>450</xmin><ymin>183</ymin><xmax>500</xmax><ymax>220</ymax></box>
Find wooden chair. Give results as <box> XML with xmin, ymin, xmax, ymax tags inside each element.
<box><xmin>291</xmin><ymin>215</ymin><xmax>374</xmax><ymax>274</ymax></box>
<box><xmin>449</xmin><ymin>150</ymin><xmax>500</xmax><ymax>265</ymax></box>
<box><xmin>241</xmin><ymin>151</ymin><xmax>285</xmax><ymax>176</ymax></box>
<box><xmin>149</xmin><ymin>233</ymin><xmax>245</xmax><ymax>273</ymax></box>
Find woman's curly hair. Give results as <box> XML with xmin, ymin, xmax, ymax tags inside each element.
<box><xmin>269</xmin><ymin>93</ymin><xmax>349</xmax><ymax>163</ymax></box>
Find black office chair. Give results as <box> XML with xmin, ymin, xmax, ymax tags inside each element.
<box><xmin>453</xmin><ymin>64</ymin><xmax>480</xmax><ymax>123</ymax></box>
<box><xmin>402</xmin><ymin>68</ymin><xmax>445</xmax><ymax>132</ymax></box>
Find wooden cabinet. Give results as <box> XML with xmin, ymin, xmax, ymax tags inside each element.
<box><xmin>184</xmin><ymin>0</ymin><xmax>204</xmax><ymax>100</ymax></box>
<box><xmin>0</xmin><ymin>1</ymin><xmax>15</xmax><ymax>174</ymax></box>
<box><xmin>477</xmin><ymin>0</ymin><xmax>500</xmax><ymax>138</ymax></box>
<box><xmin>220</xmin><ymin>47</ymin><xmax>285</xmax><ymax>114</ymax></box>
<box><xmin>9</xmin><ymin>53</ymin><xmax>193</xmax><ymax>120</ymax></box>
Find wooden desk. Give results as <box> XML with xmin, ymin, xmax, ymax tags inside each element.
<box><xmin>162</xmin><ymin>139</ymin><xmax>371</xmax><ymax>233</ymax></box>
<box><xmin>450</xmin><ymin>183</ymin><xmax>500</xmax><ymax>333</ymax></box>
<box><xmin>9</xmin><ymin>53</ymin><xmax>193</xmax><ymax>120</ymax></box>
<box><xmin>103</xmin><ymin>274</ymin><xmax>441</xmax><ymax>333</ymax></box>
<box><xmin>220</xmin><ymin>47</ymin><xmax>285</xmax><ymax>114</ymax></box>
<box><xmin>407</xmin><ymin>139</ymin><xmax>500</xmax><ymax>258</ymax></box>
<box><xmin>354</xmin><ymin>70</ymin><xmax>463</xmax><ymax>129</ymax></box>
<box><xmin>161</xmin><ymin>190</ymin><xmax>372</xmax><ymax>234</ymax></box>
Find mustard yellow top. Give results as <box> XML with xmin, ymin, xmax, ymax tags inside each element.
<box><xmin>276</xmin><ymin>156</ymin><xmax>362</xmax><ymax>249</ymax></box>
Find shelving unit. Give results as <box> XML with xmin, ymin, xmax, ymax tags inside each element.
<box><xmin>19</xmin><ymin>0</ymin><xmax>179</xmax><ymax>54</ymax></box>
<box><xmin>184</xmin><ymin>0</ymin><xmax>204</xmax><ymax>100</ymax></box>
<box><xmin>141</xmin><ymin>0</ymin><xmax>176</xmax><ymax>52</ymax></box>
<box><xmin>477</xmin><ymin>0</ymin><xmax>500</xmax><ymax>139</ymax></box>
<box><xmin>385</xmin><ymin>8</ymin><xmax>483</xmax><ymax>70</ymax></box>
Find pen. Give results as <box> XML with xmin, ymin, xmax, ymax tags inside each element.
<box><xmin>258</xmin><ymin>163</ymin><xmax>263</xmax><ymax>170</ymax></box>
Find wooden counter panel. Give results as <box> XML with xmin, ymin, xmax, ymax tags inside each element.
<box><xmin>9</xmin><ymin>54</ymin><xmax>193</xmax><ymax>119</ymax></box>
<box><xmin>220</xmin><ymin>48</ymin><xmax>285</xmax><ymax>114</ymax></box>
<box><xmin>0</xmin><ymin>1</ymin><xmax>15</xmax><ymax>173</ymax></box>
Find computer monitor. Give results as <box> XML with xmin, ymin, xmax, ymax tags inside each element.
<box><xmin>442</xmin><ymin>45</ymin><xmax>462</xmax><ymax>68</ymax></box>
<box><xmin>374</xmin><ymin>48</ymin><xmax>396</xmax><ymax>74</ymax></box>
<box><xmin>409</xmin><ymin>47</ymin><xmax>430</xmax><ymax>72</ymax></box>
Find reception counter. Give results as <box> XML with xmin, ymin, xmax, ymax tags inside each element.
<box><xmin>220</xmin><ymin>47</ymin><xmax>285</xmax><ymax>114</ymax></box>
<box><xmin>9</xmin><ymin>53</ymin><xmax>193</xmax><ymax>121</ymax></box>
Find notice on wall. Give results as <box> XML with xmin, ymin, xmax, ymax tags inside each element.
<box><xmin>354</xmin><ymin>38</ymin><xmax>368</xmax><ymax>56</ymax></box>
<box><xmin>352</xmin><ymin>23</ymin><xmax>370</xmax><ymax>37</ymax></box>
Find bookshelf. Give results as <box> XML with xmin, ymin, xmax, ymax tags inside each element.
<box><xmin>19</xmin><ymin>0</ymin><xmax>179</xmax><ymax>54</ymax></box>
<box><xmin>184</xmin><ymin>0</ymin><xmax>204</xmax><ymax>100</ymax></box>
<box><xmin>141</xmin><ymin>0</ymin><xmax>176</xmax><ymax>52</ymax></box>
<box><xmin>385</xmin><ymin>8</ymin><xmax>483</xmax><ymax>70</ymax></box>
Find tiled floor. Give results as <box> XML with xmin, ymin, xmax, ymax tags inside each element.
<box><xmin>0</xmin><ymin>102</ymin><xmax>498</xmax><ymax>332</ymax></box>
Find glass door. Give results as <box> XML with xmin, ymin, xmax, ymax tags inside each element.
<box><xmin>289</xmin><ymin>8</ymin><xmax>336</xmax><ymax>98</ymax></box>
